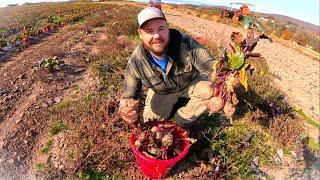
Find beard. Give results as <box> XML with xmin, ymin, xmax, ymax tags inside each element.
<box><xmin>142</xmin><ymin>39</ymin><xmax>169</xmax><ymax>57</ymax></box>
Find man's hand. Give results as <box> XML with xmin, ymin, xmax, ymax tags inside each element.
<box><xmin>119</xmin><ymin>98</ymin><xmax>139</xmax><ymax>124</ymax></box>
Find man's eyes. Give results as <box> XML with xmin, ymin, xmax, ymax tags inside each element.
<box><xmin>144</xmin><ymin>27</ymin><xmax>166</xmax><ymax>34</ymax></box>
<box><xmin>146</xmin><ymin>30</ymin><xmax>154</xmax><ymax>33</ymax></box>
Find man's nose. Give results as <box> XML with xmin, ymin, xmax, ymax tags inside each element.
<box><xmin>153</xmin><ymin>32</ymin><xmax>161</xmax><ymax>38</ymax></box>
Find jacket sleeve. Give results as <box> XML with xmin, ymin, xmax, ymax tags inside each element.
<box><xmin>190</xmin><ymin>37</ymin><xmax>216</xmax><ymax>78</ymax></box>
<box><xmin>123</xmin><ymin>62</ymin><xmax>142</xmax><ymax>100</ymax></box>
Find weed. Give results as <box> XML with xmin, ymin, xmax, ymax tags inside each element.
<box><xmin>204</xmin><ymin>118</ymin><xmax>274</xmax><ymax>178</ymax></box>
<box><xmin>67</xmin><ymin>151</ymin><xmax>75</xmax><ymax>159</ymax></box>
<box><xmin>39</xmin><ymin>56</ymin><xmax>64</xmax><ymax>73</ymax></box>
<box><xmin>294</xmin><ymin>108</ymin><xmax>320</xmax><ymax>129</ymax></box>
<box><xmin>77</xmin><ymin>170</ymin><xmax>109</xmax><ymax>180</ymax></box>
<box><xmin>55</xmin><ymin>100</ymin><xmax>72</xmax><ymax>112</ymax></box>
<box><xmin>83</xmin><ymin>93</ymin><xmax>95</xmax><ymax>103</ymax></box>
<box><xmin>40</xmin><ymin>139</ymin><xmax>53</xmax><ymax>153</ymax></box>
<box><xmin>36</xmin><ymin>163</ymin><xmax>46</xmax><ymax>171</ymax></box>
<box><xmin>306</xmin><ymin>137</ymin><xmax>320</xmax><ymax>152</ymax></box>
<box><xmin>0</xmin><ymin>38</ymin><xmax>6</xmax><ymax>47</ymax></box>
<box><xmin>50</xmin><ymin>120</ymin><xmax>67</xmax><ymax>135</ymax></box>
<box><xmin>301</xmin><ymin>133</ymin><xmax>320</xmax><ymax>152</ymax></box>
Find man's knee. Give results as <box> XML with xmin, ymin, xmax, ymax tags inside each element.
<box><xmin>143</xmin><ymin>89</ymin><xmax>178</xmax><ymax>122</ymax></box>
<box><xmin>143</xmin><ymin>106</ymin><xmax>161</xmax><ymax>122</ymax></box>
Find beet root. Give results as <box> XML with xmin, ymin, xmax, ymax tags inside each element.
<box><xmin>207</xmin><ymin>96</ymin><xmax>224</xmax><ymax>113</ymax></box>
<box><xmin>223</xmin><ymin>102</ymin><xmax>235</xmax><ymax>117</ymax></box>
<box><xmin>162</xmin><ymin>134</ymin><xmax>173</xmax><ymax>147</ymax></box>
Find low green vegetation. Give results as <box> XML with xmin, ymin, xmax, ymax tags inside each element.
<box><xmin>301</xmin><ymin>133</ymin><xmax>320</xmax><ymax>152</ymax></box>
<box><xmin>295</xmin><ymin>108</ymin><xmax>320</xmax><ymax>129</ymax></box>
<box><xmin>0</xmin><ymin>2</ymin><xmax>109</xmax><ymax>44</ymax></box>
<box><xmin>36</xmin><ymin>163</ymin><xmax>46</xmax><ymax>171</ymax></box>
<box><xmin>50</xmin><ymin>120</ymin><xmax>67</xmax><ymax>135</ymax></box>
<box><xmin>40</xmin><ymin>139</ymin><xmax>53</xmax><ymax>153</ymax></box>
<box><xmin>55</xmin><ymin>100</ymin><xmax>72</xmax><ymax>112</ymax></box>
<box><xmin>203</xmin><ymin>118</ymin><xmax>274</xmax><ymax>177</ymax></box>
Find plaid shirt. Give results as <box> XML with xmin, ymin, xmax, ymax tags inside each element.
<box><xmin>123</xmin><ymin>29</ymin><xmax>215</xmax><ymax>99</ymax></box>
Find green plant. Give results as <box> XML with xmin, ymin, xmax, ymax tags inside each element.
<box><xmin>55</xmin><ymin>100</ymin><xmax>72</xmax><ymax>112</ymax></box>
<box><xmin>77</xmin><ymin>170</ymin><xmax>109</xmax><ymax>180</ymax></box>
<box><xmin>39</xmin><ymin>56</ymin><xmax>64</xmax><ymax>72</ymax></box>
<box><xmin>50</xmin><ymin>120</ymin><xmax>67</xmax><ymax>135</ymax></box>
<box><xmin>0</xmin><ymin>39</ymin><xmax>7</xmax><ymax>47</ymax></box>
<box><xmin>204</xmin><ymin>119</ymin><xmax>274</xmax><ymax>178</ymax></box>
<box><xmin>306</xmin><ymin>137</ymin><xmax>320</xmax><ymax>152</ymax></box>
<box><xmin>301</xmin><ymin>133</ymin><xmax>320</xmax><ymax>152</ymax></box>
<box><xmin>294</xmin><ymin>108</ymin><xmax>320</xmax><ymax>129</ymax></box>
<box><xmin>67</xmin><ymin>151</ymin><xmax>75</xmax><ymax>159</ymax></box>
<box><xmin>40</xmin><ymin>139</ymin><xmax>53</xmax><ymax>153</ymax></box>
<box><xmin>36</xmin><ymin>163</ymin><xmax>46</xmax><ymax>171</ymax></box>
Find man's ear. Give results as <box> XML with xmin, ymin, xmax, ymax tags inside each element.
<box><xmin>138</xmin><ymin>28</ymin><xmax>143</xmax><ymax>39</ymax></box>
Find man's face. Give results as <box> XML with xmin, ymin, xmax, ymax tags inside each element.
<box><xmin>138</xmin><ymin>18</ymin><xmax>169</xmax><ymax>57</ymax></box>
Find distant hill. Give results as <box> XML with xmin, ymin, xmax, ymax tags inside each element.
<box><xmin>190</xmin><ymin>4</ymin><xmax>320</xmax><ymax>35</ymax></box>
<box><xmin>256</xmin><ymin>12</ymin><xmax>319</xmax><ymax>35</ymax></box>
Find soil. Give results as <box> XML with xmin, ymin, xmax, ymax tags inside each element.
<box><xmin>0</xmin><ymin>2</ymin><xmax>319</xmax><ymax>179</ymax></box>
<box><xmin>0</xmin><ymin>24</ymin><xmax>105</xmax><ymax>179</ymax></box>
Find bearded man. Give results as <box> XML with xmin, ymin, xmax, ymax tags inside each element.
<box><xmin>119</xmin><ymin>7</ymin><xmax>216</xmax><ymax>126</ymax></box>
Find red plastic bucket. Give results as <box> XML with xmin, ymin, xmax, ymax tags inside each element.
<box><xmin>130</xmin><ymin>122</ymin><xmax>190</xmax><ymax>179</ymax></box>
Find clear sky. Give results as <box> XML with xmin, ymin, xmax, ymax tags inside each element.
<box><xmin>0</xmin><ymin>0</ymin><xmax>319</xmax><ymax>26</ymax></box>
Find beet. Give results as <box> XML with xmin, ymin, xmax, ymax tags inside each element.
<box><xmin>223</xmin><ymin>102</ymin><xmax>235</xmax><ymax>117</ymax></box>
<box><xmin>207</xmin><ymin>96</ymin><xmax>224</xmax><ymax>113</ymax></box>
<box><xmin>134</xmin><ymin>122</ymin><xmax>184</xmax><ymax>160</ymax></box>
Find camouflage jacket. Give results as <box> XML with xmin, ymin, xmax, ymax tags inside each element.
<box><xmin>123</xmin><ymin>29</ymin><xmax>215</xmax><ymax>99</ymax></box>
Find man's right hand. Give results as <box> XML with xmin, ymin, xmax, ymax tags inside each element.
<box><xmin>119</xmin><ymin>99</ymin><xmax>139</xmax><ymax>124</ymax></box>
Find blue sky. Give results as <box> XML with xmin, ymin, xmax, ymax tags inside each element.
<box><xmin>0</xmin><ymin>0</ymin><xmax>319</xmax><ymax>26</ymax></box>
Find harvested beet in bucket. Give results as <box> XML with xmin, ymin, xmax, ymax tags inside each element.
<box><xmin>130</xmin><ymin>121</ymin><xmax>190</xmax><ymax>179</ymax></box>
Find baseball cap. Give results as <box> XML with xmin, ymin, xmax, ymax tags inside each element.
<box><xmin>137</xmin><ymin>7</ymin><xmax>166</xmax><ymax>27</ymax></box>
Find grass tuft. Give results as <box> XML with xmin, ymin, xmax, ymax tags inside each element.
<box><xmin>55</xmin><ymin>100</ymin><xmax>72</xmax><ymax>112</ymax></box>
<box><xmin>40</xmin><ymin>139</ymin><xmax>53</xmax><ymax>153</ymax></box>
<box><xmin>50</xmin><ymin>120</ymin><xmax>67</xmax><ymax>135</ymax></box>
<box><xmin>294</xmin><ymin>108</ymin><xmax>320</xmax><ymax>129</ymax></box>
<box><xmin>36</xmin><ymin>163</ymin><xmax>46</xmax><ymax>171</ymax></box>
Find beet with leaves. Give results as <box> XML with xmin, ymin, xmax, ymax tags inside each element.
<box><xmin>207</xmin><ymin>31</ymin><xmax>272</xmax><ymax>119</ymax></box>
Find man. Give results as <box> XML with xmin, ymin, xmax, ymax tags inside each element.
<box><xmin>119</xmin><ymin>7</ymin><xmax>215</xmax><ymax>126</ymax></box>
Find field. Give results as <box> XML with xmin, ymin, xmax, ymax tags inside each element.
<box><xmin>0</xmin><ymin>1</ymin><xmax>319</xmax><ymax>179</ymax></box>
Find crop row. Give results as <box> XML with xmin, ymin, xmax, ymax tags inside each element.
<box><xmin>0</xmin><ymin>2</ymin><xmax>108</xmax><ymax>48</ymax></box>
